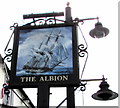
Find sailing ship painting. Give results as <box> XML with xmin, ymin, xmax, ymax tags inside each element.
<box><xmin>16</xmin><ymin>26</ymin><xmax>73</xmax><ymax>76</ymax></box>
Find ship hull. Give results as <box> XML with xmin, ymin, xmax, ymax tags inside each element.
<box><xmin>23</xmin><ymin>67</ymin><xmax>53</xmax><ymax>73</ymax></box>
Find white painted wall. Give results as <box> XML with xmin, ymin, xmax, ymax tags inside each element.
<box><xmin>0</xmin><ymin>56</ymin><xmax>25</xmax><ymax>107</ymax></box>
<box><xmin>0</xmin><ymin>61</ymin><xmax>5</xmax><ymax>104</ymax></box>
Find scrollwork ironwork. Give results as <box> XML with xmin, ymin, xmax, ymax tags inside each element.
<box><xmin>3</xmin><ymin>23</ymin><xmax>18</xmax><ymax>62</ymax></box>
<box><xmin>79</xmin><ymin>82</ymin><xmax>87</xmax><ymax>91</ymax></box>
<box><xmin>78</xmin><ymin>44</ymin><xmax>88</xmax><ymax>79</ymax></box>
<box><xmin>77</xmin><ymin>26</ymin><xmax>88</xmax><ymax>79</ymax></box>
<box><xmin>24</xmin><ymin>17</ymin><xmax>65</xmax><ymax>26</ymax></box>
<box><xmin>78</xmin><ymin>44</ymin><xmax>88</xmax><ymax>57</ymax></box>
<box><xmin>46</xmin><ymin>18</ymin><xmax>55</xmax><ymax>25</ymax></box>
<box><xmin>10</xmin><ymin>23</ymin><xmax>18</xmax><ymax>30</ymax></box>
<box><xmin>4</xmin><ymin>49</ymin><xmax>13</xmax><ymax>62</ymax></box>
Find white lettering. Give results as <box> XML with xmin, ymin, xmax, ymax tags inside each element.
<box><xmin>20</xmin><ymin>77</ymin><xmax>36</xmax><ymax>82</ymax></box>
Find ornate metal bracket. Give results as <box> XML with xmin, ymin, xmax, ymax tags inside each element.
<box><xmin>3</xmin><ymin>23</ymin><xmax>18</xmax><ymax>62</ymax></box>
<box><xmin>79</xmin><ymin>82</ymin><xmax>87</xmax><ymax>91</ymax></box>
<box><xmin>77</xmin><ymin>24</ymin><xmax>88</xmax><ymax>79</ymax></box>
<box><xmin>78</xmin><ymin>44</ymin><xmax>88</xmax><ymax>57</ymax></box>
<box><xmin>23</xmin><ymin>12</ymin><xmax>65</xmax><ymax>26</ymax></box>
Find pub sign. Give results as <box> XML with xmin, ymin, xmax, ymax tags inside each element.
<box><xmin>10</xmin><ymin>23</ymin><xmax>79</xmax><ymax>88</ymax></box>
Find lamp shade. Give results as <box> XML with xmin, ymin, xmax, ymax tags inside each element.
<box><xmin>89</xmin><ymin>22</ymin><xmax>109</xmax><ymax>38</ymax></box>
<box><xmin>92</xmin><ymin>78</ymin><xmax>118</xmax><ymax>100</ymax></box>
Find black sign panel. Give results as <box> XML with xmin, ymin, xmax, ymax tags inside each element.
<box><xmin>10</xmin><ymin>23</ymin><xmax>79</xmax><ymax>88</ymax></box>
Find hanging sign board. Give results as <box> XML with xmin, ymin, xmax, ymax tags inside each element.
<box><xmin>10</xmin><ymin>23</ymin><xmax>79</xmax><ymax>88</ymax></box>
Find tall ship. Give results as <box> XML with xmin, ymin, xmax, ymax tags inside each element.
<box><xmin>22</xmin><ymin>30</ymin><xmax>69</xmax><ymax>73</ymax></box>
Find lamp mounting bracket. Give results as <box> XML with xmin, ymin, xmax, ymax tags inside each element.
<box><xmin>74</xmin><ymin>17</ymin><xmax>99</xmax><ymax>24</ymax></box>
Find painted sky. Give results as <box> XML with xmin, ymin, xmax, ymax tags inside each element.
<box><xmin>16</xmin><ymin>27</ymin><xmax>73</xmax><ymax>76</ymax></box>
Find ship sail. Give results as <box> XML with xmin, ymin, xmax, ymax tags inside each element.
<box><xmin>23</xmin><ymin>30</ymin><xmax>69</xmax><ymax>73</ymax></box>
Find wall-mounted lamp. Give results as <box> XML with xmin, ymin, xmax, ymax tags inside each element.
<box><xmin>92</xmin><ymin>76</ymin><xmax>118</xmax><ymax>100</ymax></box>
<box><xmin>89</xmin><ymin>22</ymin><xmax>109</xmax><ymax>38</ymax></box>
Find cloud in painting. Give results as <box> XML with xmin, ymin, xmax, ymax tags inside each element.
<box><xmin>17</xmin><ymin>26</ymin><xmax>73</xmax><ymax>72</ymax></box>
